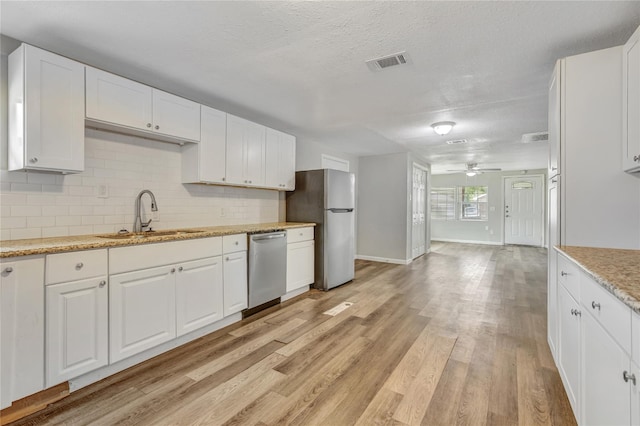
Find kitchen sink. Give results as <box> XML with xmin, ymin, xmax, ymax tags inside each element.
<box><xmin>97</xmin><ymin>229</ymin><xmax>204</xmax><ymax>240</ymax></box>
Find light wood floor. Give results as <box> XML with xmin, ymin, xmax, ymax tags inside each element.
<box><xmin>11</xmin><ymin>242</ymin><xmax>576</xmax><ymax>426</ymax></box>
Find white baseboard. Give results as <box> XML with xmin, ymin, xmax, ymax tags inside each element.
<box><xmin>430</xmin><ymin>238</ymin><xmax>503</xmax><ymax>246</ymax></box>
<box><xmin>355</xmin><ymin>255</ymin><xmax>412</xmax><ymax>265</ymax></box>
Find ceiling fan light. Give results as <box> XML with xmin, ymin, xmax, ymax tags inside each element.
<box><xmin>431</xmin><ymin>121</ymin><xmax>456</xmax><ymax>136</ymax></box>
<box><xmin>466</xmin><ymin>171</ymin><xmax>477</xmax><ymax>177</ymax></box>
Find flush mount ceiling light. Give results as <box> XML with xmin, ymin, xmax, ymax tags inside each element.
<box><xmin>431</xmin><ymin>121</ymin><xmax>456</xmax><ymax>136</ymax></box>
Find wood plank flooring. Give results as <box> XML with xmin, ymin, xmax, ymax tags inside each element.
<box><xmin>9</xmin><ymin>242</ymin><xmax>576</xmax><ymax>426</ymax></box>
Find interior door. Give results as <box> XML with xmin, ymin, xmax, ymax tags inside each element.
<box><xmin>412</xmin><ymin>166</ymin><xmax>427</xmax><ymax>259</ymax></box>
<box><xmin>504</xmin><ymin>176</ymin><xmax>544</xmax><ymax>246</ymax></box>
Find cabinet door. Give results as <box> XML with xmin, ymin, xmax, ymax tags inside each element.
<box><xmin>198</xmin><ymin>105</ymin><xmax>227</xmax><ymax>183</ymax></box>
<box><xmin>286</xmin><ymin>240</ymin><xmax>314</xmax><ymax>292</ymax></box>
<box><xmin>110</xmin><ymin>265</ymin><xmax>176</xmax><ymax>363</ymax></box>
<box><xmin>226</xmin><ymin>115</ymin><xmax>265</xmax><ymax>186</ymax></box>
<box><xmin>548</xmin><ymin>60</ymin><xmax>561</xmax><ymax>177</ymax></box>
<box><xmin>176</xmin><ymin>257</ymin><xmax>224</xmax><ymax>337</ymax></box>
<box><xmin>46</xmin><ymin>277</ymin><xmax>108</xmax><ymax>386</ymax></box>
<box><xmin>548</xmin><ymin>179</ymin><xmax>559</xmax><ymax>360</ymax></box>
<box><xmin>9</xmin><ymin>44</ymin><xmax>84</xmax><ymax>172</ymax></box>
<box><xmin>631</xmin><ymin>361</ymin><xmax>640</xmax><ymax>426</ymax></box>
<box><xmin>265</xmin><ymin>128</ymin><xmax>296</xmax><ymax>190</ymax></box>
<box><xmin>225</xmin><ymin>114</ymin><xmax>246</xmax><ymax>185</ymax></box>
<box><xmin>223</xmin><ymin>251</ymin><xmax>247</xmax><ymax>316</ymax></box>
<box><xmin>0</xmin><ymin>257</ymin><xmax>45</xmax><ymax>409</ymax></box>
<box><xmin>624</xmin><ymin>25</ymin><xmax>640</xmax><ymax>172</ymax></box>
<box><xmin>582</xmin><ymin>310</ymin><xmax>631</xmax><ymax>426</ymax></box>
<box><xmin>85</xmin><ymin>67</ymin><xmax>153</xmax><ymax>131</ymax></box>
<box><xmin>558</xmin><ymin>284</ymin><xmax>581</xmax><ymax>420</ymax></box>
<box><xmin>152</xmin><ymin>89</ymin><xmax>200</xmax><ymax>142</ymax></box>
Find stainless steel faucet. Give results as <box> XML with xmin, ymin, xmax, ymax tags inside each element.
<box><xmin>134</xmin><ymin>190</ymin><xmax>158</xmax><ymax>232</ymax></box>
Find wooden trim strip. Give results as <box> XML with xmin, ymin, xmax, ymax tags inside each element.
<box><xmin>0</xmin><ymin>382</ymin><xmax>69</xmax><ymax>425</ymax></box>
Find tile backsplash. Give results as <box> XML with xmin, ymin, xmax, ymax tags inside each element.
<box><xmin>0</xmin><ymin>129</ymin><xmax>280</xmax><ymax>240</ymax></box>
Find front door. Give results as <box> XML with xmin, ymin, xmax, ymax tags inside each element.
<box><xmin>504</xmin><ymin>176</ymin><xmax>544</xmax><ymax>246</ymax></box>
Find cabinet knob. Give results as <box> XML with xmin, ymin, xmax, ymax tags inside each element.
<box><xmin>591</xmin><ymin>301</ymin><xmax>601</xmax><ymax>311</ymax></box>
<box><xmin>171</xmin><ymin>268</ymin><xmax>176</xmax><ymax>273</ymax></box>
<box><xmin>3</xmin><ymin>267</ymin><xmax>13</xmax><ymax>274</ymax></box>
<box><xmin>561</xmin><ymin>271</ymin><xmax>568</xmax><ymax>276</ymax></box>
<box><xmin>99</xmin><ymin>280</ymin><xmax>106</xmax><ymax>288</ymax></box>
<box><xmin>76</xmin><ymin>262</ymin><xmax>84</xmax><ymax>270</ymax></box>
<box><xmin>147</xmin><ymin>123</ymin><xmax>152</xmax><ymax>128</ymax></box>
<box><xmin>634</xmin><ymin>155</ymin><xmax>640</xmax><ymax>162</ymax></box>
<box><xmin>226</xmin><ymin>257</ymin><xmax>230</xmax><ymax>261</ymax></box>
<box><xmin>30</xmin><ymin>157</ymin><xmax>38</xmax><ymax>163</ymax></box>
<box><xmin>624</xmin><ymin>371</ymin><xmax>637</xmax><ymax>385</ymax></box>
<box><xmin>222</xmin><ymin>177</ymin><xmax>226</xmax><ymax>181</ymax></box>
<box><xmin>155</xmin><ymin>125</ymin><xmax>160</xmax><ymax>130</ymax></box>
<box><xmin>178</xmin><ymin>266</ymin><xmax>183</xmax><ymax>272</ymax></box>
<box><xmin>235</xmin><ymin>241</ymin><xmax>239</xmax><ymax>245</ymax></box>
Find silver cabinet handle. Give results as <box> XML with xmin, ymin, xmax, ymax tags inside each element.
<box><xmin>624</xmin><ymin>371</ymin><xmax>637</xmax><ymax>385</ymax></box>
<box><xmin>155</xmin><ymin>125</ymin><xmax>160</xmax><ymax>130</ymax></box>
<box><xmin>552</xmin><ymin>167</ymin><xmax>557</xmax><ymax>171</ymax></box>
<box><xmin>30</xmin><ymin>157</ymin><xmax>38</xmax><ymax>163</ymax></box>
<box><xmin>634</xmin><ymin>155</ymin><xmax>640</xmax><ymax>162</ymax></box>
<box><xmin>178</xmin><ymin>266</ymin><xmax>183</xmax><ymax>272</ymax></box>
<box><xmin>171</xmin><ymin>268</ymin><xmax>176</xmax><ymax>273</ymax></box>
<box><xmin>235</xmin><ymin>241</ymin><xmax>239</xmax><ymax>245</ymax></box>
<box><xmin>76</xmin><ymin>262</ymin><xmax>84</xmax><ymax>270</ymax></box>
<box><xmin>571</xmin><ymin>308</ymin><xmax>575</xmax><ymax>315</ymax></box>
<box><xmin>592</xmin><ymin>301</ymin><xmax>601</xmax><ymax>311</ymax></box>
<box><xmin>222</xmin><ymin>177</ymin><xmax>226</xmax><ymax>181</ymax></box>
<box><xmin>147</xmin><ymin>123</ymin><xmax>152</xmax><ymax>128</ymax></box>
<box><xmin>551</xmin><ymin>179</ymin><xmax>557</xmax><ymax>183</ymax></box>
<box><xmin>561</xmin><ymin>271</ymin><xmax>568</xmax><ymax>276</ymax></box>
<box><xmin>570</xmin><ymin>309</ymin><xmax>581</xmax><ymax>316</ymax></box>
<box><xmin>99</xmin><ymin>280</ymin><xmax>106</xmax><ymax>288</ymax></box>
<box><xmin>3</xmin><ymin>267</ymin><xmax>13</xmax><ymax>274</ymax></box>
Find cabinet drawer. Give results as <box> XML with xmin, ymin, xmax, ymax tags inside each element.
<box><xmin>223</xmin><ymin>234</ymin><xmax>247</xmax><ymax>253</ymax></box>
<box><xmin>582</xmin><ymin>274</ymin><xmax>631</xmax><ymax>354</ymax></box>
<box><xmin>287</xmin><ymin>227</ymin><xmax>314</xmax><ymax>244</ymax></box>
<box><xmin>46</xmin><ymin>249</ymin><xmax>107</xmax><ymax>285</ymax></box>
<box><xmin>558</xmin><ymin>253</ymin><xmax>581</xmax><ymax>300</ymax></box>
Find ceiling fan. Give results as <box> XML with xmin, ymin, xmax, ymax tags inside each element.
<box><xmin>447</xmin><ymin>163</ymin><xmax>502</xmax><ymax>176</ymax></box>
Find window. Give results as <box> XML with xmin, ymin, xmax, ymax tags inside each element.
<box><xmin>458</xmin><ymin>186</ymin><xmax>488</xmax><ymax>220</ymax></box>
<box><xmin>431</xmin><ymin>186</ymin><xmax>489</xmax><ymax>221</ymax></box>
<box><xmin>430</xmin><ymin>187</ymin><xmax>455</xmax><ymax>220</ymax></box>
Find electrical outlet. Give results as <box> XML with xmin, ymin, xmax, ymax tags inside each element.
<box><xmin>97</xmin><ymin>184</ymin><xmax>108</xmax><ymax>198</ymax></box>
<box><xmin>489</xmin><ymin>229</ymin><xmax>494</xmax><ymax>235</ymax></box>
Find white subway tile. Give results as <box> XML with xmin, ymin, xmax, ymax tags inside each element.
<box><xmin>11</xmin><ymin>183</ymin><xmax>42</xmax><ymax>192</ymax></box>
<box><xmin>1</xmin><ymin>217</ymin><xmax>27</xmax><ymax>229</ymax></box>
<box><xmin>82</xmin><ymin>216</ymin><xmax>104</xmax><ymax>225</ymax></box>
<box><xmin>56</xmin><ymin>216</ymin><xmax>82</xmax><ymax>226</ymax></box>
<box><xmin>11</xmin><ymin>205</ymin><xmax>42</xmax><ymax>217</ymax></box>
<box><xmin>27</xmin><ymin>173</ymin><xmax>57</xmax><ymax>185</ymax></box>
<box><xmin>69</xmin><ymin>205</ymin><xmax>93</xmax><ymax>216</ymax></box>
<box><xmin>27</xmin><ymin>216</ymin><xmax>55</xmax><ymax>228</ymax></box>
<box><xmin>42</xmin><ymin>227</ymin><xmax>70</xmax><ymax>238</ymax></box>
<box><xmin>11</xmin><ymin>228</ymin><xmax>42</xmax><ymax>240</ymax></box>
<box><xmin>42</xmin><ymin>205</ymin><xmax>69</xmax><ymax>216</ymax></box>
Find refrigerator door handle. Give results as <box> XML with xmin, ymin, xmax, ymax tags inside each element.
<box><xmin>328</xmin><ymin>208</ymin><xmax>354</xmax><ymax>213</ymax></box>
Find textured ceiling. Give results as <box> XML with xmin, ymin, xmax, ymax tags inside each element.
<box><xmin>2</xmin><ymin>1</ymin><xmax>639</xmax><ymax>173</ymax></box>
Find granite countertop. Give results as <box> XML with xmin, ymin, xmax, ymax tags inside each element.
<box><xmin>0</xmin><ymin>222</ymin><xmax>315</xmax><ymax>258</ymax></box>
<box><xmin>556</xmin><ymin>245</ymin><xmax>640</xmax><ymax>313</ymax></box>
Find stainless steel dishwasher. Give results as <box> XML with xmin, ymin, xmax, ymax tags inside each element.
<box><xmin>248</xmin><ymin>231</ymin><xmax>287</xmax><ymax>310</ymax></box>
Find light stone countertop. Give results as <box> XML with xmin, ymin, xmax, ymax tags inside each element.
<box><xmin>556</xmin><ymin>245</ymin><xmax>640</xmax><ymax>313</ymax></box>
<box><xmin>0</xmin><ymin>222</ymin><xmax>315</xmax><ymax>258</ymax></box>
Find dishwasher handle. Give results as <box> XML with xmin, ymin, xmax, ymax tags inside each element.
<box><xmin>251</xmin><ymin>232</ymin><xmax>286</xmax><ymax>241</ymax></box>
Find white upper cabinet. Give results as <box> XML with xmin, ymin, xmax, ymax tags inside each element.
<box><xmin>8</xmin><ymin>44</ymin><xmax>85</xmax><ymax>173</ymax></box>
<box><xmin>226</xmin><ymin>114</ymin><xmax>266</xmax><ymax>187</ymax></box>
<box><xmin>265</xmin><ymin>128</ymin><xmax>296</xmax><ymax>191</ymax></box>
<box><xmin>85</xmin><ymin>67</ymin><xmax>200</xmax><ymax>144</ymax></box>
<box><xmin>623</xmin><ymin>25</ymin><xmax>640</xmax><ymax>173</ymax></box>
<box><xmin>182</xmin><ymin>105</ymin><xmax>227</xmax><ymax>184</ymax></box>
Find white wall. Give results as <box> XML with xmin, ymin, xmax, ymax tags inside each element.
<box><xmin>431</xmin><ymin>169</ymin><xmax>547</xmax><ymax>245</ymax></box>
<box><xmin>356</xmin><ymin>152</ymin><xmax>430</xmax><ymax>263</ymax></box>
<box><xmin>295</xmin><ymin>137</ymin><xmax>359</xmax><ymax>176</ymax></box>
<box><xmin>0</xmin><ymin>45</ymin><xmax>280</xmax><ymax>241</ymax></box>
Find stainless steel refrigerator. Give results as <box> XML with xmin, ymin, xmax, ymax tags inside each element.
<box><xmin>286</xmin><ymin>169</ymin><xmax>355</xmax><ymax>291</ymax></box>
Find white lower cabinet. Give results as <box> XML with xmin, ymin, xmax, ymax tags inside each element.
<box><xmin>46</xmin><ymin>277</ymin><xmax>108</xmax><ymax>387</ymax></box>
<box><xmin>0</xmin><ymin>257</ymin><xmax>45</xmax><ymax>410</ymax></box>
<box><xmin>286</xmin><ymin>227</ymin><xmax>315</xmax><ymax>293</ymax></box>
<box><xmin>553</xmin><ymin>249</ymin><xmax>640</xmax><ymax>425</ymax></box>
<box><xmin>223</xmin><ymin>234</ymin><xmax>248</xmax><ymax>316</ymax></box>
<box><xmin>558</xmin><ymin>283</ymin><xmax>582</xmax><ymax>421</ymax></box>
<box><xmin>109</xmin><ymin>265</ymin><xmax>177</xmax><ymax>363</ymax></box>
<box><xmin>582</xmin><ymin>310</ymin><xmax>631</xmax><ymax>425</ymax></box>
<box><xmin>176</xmin><ymin>256</ymin><xmax>224</xmax><ymax>337</ymax></box>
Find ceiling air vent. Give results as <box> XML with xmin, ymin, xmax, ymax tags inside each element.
<box><xmin>366</xmin><ymin>51</ymin><xmax>409</xmax><ymax>71</ymax></box>
<box><xmin>521</xmin><ymin>132</ymin><xmax>549</xmax><ymax>143</ymax></box>
<box><xmin>446</xmin><ymin>139</ymin><xmax>468</xmax><ymax>145</ymax></box>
